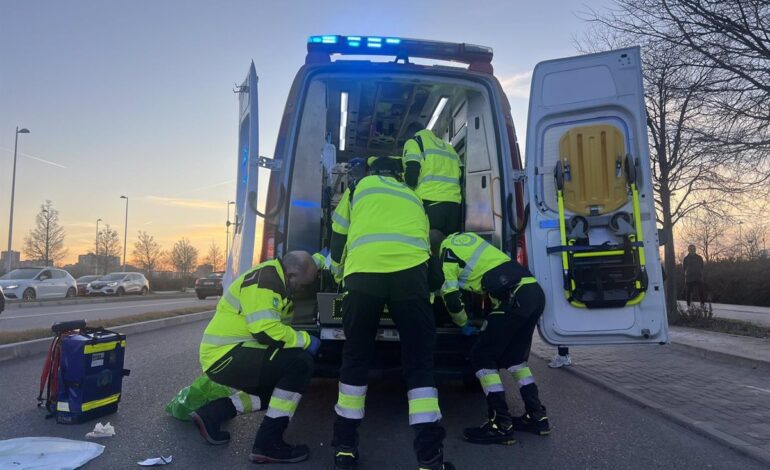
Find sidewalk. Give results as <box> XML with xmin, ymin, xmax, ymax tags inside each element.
<box><xmin>679</xmin><ymin>301</ymin><xmax>770</xmax><ymax>328</ymax></box>
<box><xmin>531</xmin><ymin>328</ymin><xmax>770</xmax><ymax>465</ymax></box>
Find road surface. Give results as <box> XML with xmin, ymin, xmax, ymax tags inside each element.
<box><xmin>679</xmin><ymin>301</ymin><xmax>770</xmax><ymax>328</ymax></box>
<box><xmin>0</xmin><ymin>319</ymin><xmax>763</xmax><ymax>469</ymax></box>
<box><xmin>0</xmin><ymin>297</ymin><xmax>217</xmax><ymax>332</ymax></box>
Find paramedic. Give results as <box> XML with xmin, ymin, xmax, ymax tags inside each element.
<box><xmin>330</xmin><ymin>156</ymin><xmax>453</xmax><ymax>470</ymax></box>
<box><xmin>191</xmin><ymin>251</ymin><xmax>321</xmax><ymax>464</ymax></box>
<box><xmin>431</xmin><ymin>230</ymin><xmax>551</xmax><ymax>444</ymax></box>
<box><xmin>402</xmin><ymin>125</ymin><xmax>463</xmax><ymax>236</ymax></box>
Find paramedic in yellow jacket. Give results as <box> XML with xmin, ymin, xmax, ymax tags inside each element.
<box><xmin>190</xmin><ymin>251</ymin><xmax>320</xmax><ymax>464</ymax></box>
<box><xmin>329</xmin><ymin>156</ymin><xmax>453</xmax><ymax>470</ymax></box>
<box><xmin>403</xmin><ymin>125</ymin><xmax>463</xmax><ymax>235</ymax></box>
<box><xmin>431</xmin><ymin>230</ymin><xmax>551</xmax><ymax>445</ymax></box>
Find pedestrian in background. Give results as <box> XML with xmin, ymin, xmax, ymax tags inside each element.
<box><xmin>683</xmin><ymin>244</ymin><xmax>707</xmax><ymax>307</ymax></box>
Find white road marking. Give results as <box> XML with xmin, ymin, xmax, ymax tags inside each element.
<box><xmin>1</xmin><ymin>300</ymin><xmax>209</xmax><ymax>320</ymax></box>
<box><xmin>743</xmin><ymin>385</ymin><xmax>770</xmax><ymax>394</ymax></box>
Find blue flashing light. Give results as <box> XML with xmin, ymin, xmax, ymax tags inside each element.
<box><xmin>322</xmin><ymin>35</ymin><xmax>338</xmax><ymax>44</ymax></box>
<box><xmin>367</xmin><ymin>43</ymin><xmax>382</xmax><ymax>48</ymax></box>
<box><xmin>385</xmin><ymin>38</ymin><xmax>401</xmax><ymax>44</ymax></box>
<box><xmin>347</xmin><ymin>36</ymin><xmax>362</xmax><ymax>41</ymax></box>
<box><xmin>348</xmin><ymin>41</ymin><xmax>361</xmax><ymax>47</ymax></box>
<box><xmin>367</xmin><ymin>37</ymin><xmax>382</xmax><ymax>43</ymax></box>
<box><xmin>309</xmin><ymin>36</ymin><xmax>322</xmax><ymax>44</ymax></box>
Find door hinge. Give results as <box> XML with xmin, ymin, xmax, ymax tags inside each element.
<box><xmin>511</xmin><ymin>170</ymin><xmax>527</xmax><ymax>183</ymax></box>
<box><xmin>258</xmin><ymin>156</ymin><xmax>282</xmax><ymax>171</ymax></box>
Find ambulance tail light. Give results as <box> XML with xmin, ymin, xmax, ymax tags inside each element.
<box><xmin>306</xmin><ymin>35</ymin><xmax>494</xmax><ymax>73</ymax></box>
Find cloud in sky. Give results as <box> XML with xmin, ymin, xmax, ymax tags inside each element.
<box><xmin>499</xmin><ymin>71</ymin><xmax>533</xmax><ymax>100</ymax></box>
<box><xmin>145</xmin><ymin>196</ymin><xmax>224</xmax><ymax>210</ymax></box>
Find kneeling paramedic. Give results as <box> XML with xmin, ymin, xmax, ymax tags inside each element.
<box><xmin>431</xmin><ymin>230</ymin><xmax>550</xmax><ymax>444</ymax></box>
<box><xmin>192</xmin><ymin>251</ymin><xmax>321</xmax><ymax>464</ymax></box>
<box><xmin>330</xmin><ymin>156</ymin><xmax>453</xmax><ymax>470</ymax></box>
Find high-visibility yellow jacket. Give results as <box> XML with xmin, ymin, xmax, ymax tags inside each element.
<box><xmin>402</xmin><ymin>129</ymin><xmax>462</xmax><ymax>203</ymax></box>
<box><xmin>331</xmin><ymin>174</ymin><xmax>429</xmax><ymax>276</ymax></box>
<box><xmin>199</xmin><ymin>259</ymin><xmax>310</xmax><ymax>371</ymax></box>
<box><xmin>438</xmin><ymin>232</ymin><xmax>511</xmax><ymax>326</ymax></box>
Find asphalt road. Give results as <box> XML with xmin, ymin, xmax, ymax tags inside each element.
<box><xmin>710</xmin><ymin>303</ymin><xmax>770</xmax><ymax>328</ymax></box>
<box><xmin>0</xmin><ymin>320</ymin><xmax>763</xmax><ymax>469</ymax></box>
<box><xmin>0</xmin><ymin>297</ymin><xmax>217</xmax><ymax>332</ymax></box>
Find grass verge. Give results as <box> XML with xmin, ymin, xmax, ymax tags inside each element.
<box><xmin>673</xmin><ymin>305</ymin><xmax>770</xmax><ymax>339</ymax></box>
<box><xmin>0</xmin><ymin>306</ymin><xmax>213</xmax><ymax>345</ymax></box>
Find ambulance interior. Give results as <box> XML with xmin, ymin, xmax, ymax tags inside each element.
<box><xmin>286</xmin><ymin>73</ymin><xmax>505</xmax><ymax>326</ymax></box>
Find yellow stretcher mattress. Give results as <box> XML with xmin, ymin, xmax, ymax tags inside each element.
<box><xmin>559</xmin><ymin>124</ymin><xmax>628</xmax><ymax>216</ymax></box>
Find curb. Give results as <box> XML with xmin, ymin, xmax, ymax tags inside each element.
<box><xmin>0</xmin><ymin>310</ymin><xmax>214</xmax><ymax>363</ymax></box>
<box><xmin>669</xmin><ymin>341</ymin><xmax>770</xmax><ymax>373</ymax></box>
<box><xmin>5</xmin><ymin>292</ymin><xmax>195</xmax><ymax>309</ymax></box>
<box><xmin>531</xmin><ymin>349</ymin><xmax>770</xmax><ymax>466</ymax></box>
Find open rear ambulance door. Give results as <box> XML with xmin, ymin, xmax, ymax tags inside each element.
<box><xmin>525</xmin><ymin>47</ymin><xmax>668</xmax><ymax>345</ymax></box>
<box><xmin>225</xmin><ymin>62</ymin><xmax>260</xmax><ymax>288</ymax></box>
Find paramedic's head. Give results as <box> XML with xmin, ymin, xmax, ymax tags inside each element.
<box><xmin>405</xmin><ymin>122</ymin><xmax>423</xmax><ymax>140</ymax></box>
<box><xmin>430</xmin><ymin>229</ymin><xmax>446</xmax><ymax>256</ymax></box>
<box><xmin>688</xmin><ymin>244</ymin><xmax>697</xmax><ymax>254</ymax></box>
<box><xmin>282</xmin><ymin>251</ymin><xmax>318</xmax><ymax>294</ymax></box>
<box><xmin>369</xmin><ymin>156</ymin><xmax>403</xmax><ymax>180</ymax></box>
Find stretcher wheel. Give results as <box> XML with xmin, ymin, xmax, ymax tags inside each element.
<box><xmin>609</xmin><ymin>212</ymin><xmax>633</xmax><ymax>233</ymax></box>
<box><xmin>554</xmin><ymin>161</ymin><xmax>565</xmax><ymax>190</ymax></box>
<box><xmin>567</xmin><ymin>215</ymin><xmax>589</xmax><ymax>240</ymax></box>
<box><xmin>625</xmin><ymin>154</ymin><xmax>637</xmax><ymax>185</ymax></box>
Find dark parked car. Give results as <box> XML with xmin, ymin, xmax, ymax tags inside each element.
<box><xmin>75</xmin><ymin>275</ymin><xmax>101</xmax><ymax>296</ymax></box>
<box><xmin>0</xmin><ymin>286</ymin><xmax>5</xmax><ymax>314</ymax></box>
<box><xmin>195</xmin><ymin>272</ymin><xmax>224</xmax><ymax>300</ymax></box>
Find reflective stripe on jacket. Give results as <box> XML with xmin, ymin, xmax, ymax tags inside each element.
<box><xmin>403</xmin><ymin>129</ymin><xmax>462</xmax><ymax>203</ymax></box>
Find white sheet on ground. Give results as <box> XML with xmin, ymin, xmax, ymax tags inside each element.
<box><xmin>0</xmin><ymin>437</ymin><xmax>105</xmax><ymax>470</ymax></box>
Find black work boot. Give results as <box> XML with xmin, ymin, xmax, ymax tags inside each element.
<box><xmin>249</xmin><ymin>416</ymin><xmax>310</xmax><ymax>464</ymax></box>
<box><xmin>189</xmin><ymin>397</ymin><xmax>237</xmax><ymax>445</ymax></box>
<box><xmin>333</xmin><ymin>445</ymin><xmax>359</xmax><ymax>470</ymax></box>
<box><xmin>418</xmin><ymin>449</ymin><xmax>455</xmax><ymax>470</ymax></box>
<box><xmin>512</xmin><ymin>406</ymin><xmax>551</xmax><ymax>436</ymax></box>
<box><xmin>463</xmin><ymin>410</ymin><xmax>516</xmax><ymax>445</ymax></box>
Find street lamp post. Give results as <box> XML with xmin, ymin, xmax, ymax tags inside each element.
<box><xmin>5</xmin><ymin>126</ymin><xmax>30</xmax><ymax>273</ymax></box>
<box><xmin>41</xmin><ymin>208</ymin><xmax>50</xmax><ymax>267</ymax></box>
<box><xmin>738</xmin><ymin>220</ymin><xmax>743</xmax><ymax>260</ymax></box>
<box><xmin>120</xmin><ymin>196</ymin><xmax>128</xmax><ymax>271</ymax></box>
<box><xmin>225</xmin><ymin>200</ymin><xmax>235</xmax><ymax>260</ymax></box>
<box><xmin>95</xmin><ymin>218</ymin><xmax>102</xmax><ymax>275</ymax></box>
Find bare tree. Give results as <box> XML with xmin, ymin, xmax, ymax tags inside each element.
<box><xmin>97</xmin><ymin>225</ymin><xmax>122</xmax><ymax>274</ymax></box>
<box><xmin>132</xmin><ymin>231</ymin><xmax>163</xmax><ymax>277</ymax></box>
<box><xmin>678</xmin><ymin>206</ymin><xmax>732</xmax><ymax>262</ymax></box>
<box><xmin>169</xmin><ymin>238</ymin><xmax>198</xmax><ymax>279</ymax></box>
<box><xmin>581</xmin><ymin>0</ymin><xmax>770</xmax><ymax>321</ymax></box>
<box><xmin>23</xmin><ymin>200</ymin><xmax>67</xmax><ymax>266</ymax></box>
<box><xmin>204</xmin><ymin>242</ymin><xmax>224</xmax><ymax>272</ymax></box>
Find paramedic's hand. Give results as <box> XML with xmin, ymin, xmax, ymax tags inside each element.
<box><xmin>461</xmin><ymin>324</ymin><xmax>479</xmax><ymax>336</ymax></box>
<box><xmin>307</xmin><ymin>335</ymin><xmax>322</xmax><ymax>356</ymax></box>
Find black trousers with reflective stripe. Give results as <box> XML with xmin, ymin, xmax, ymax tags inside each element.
<box><xmin>423</xmin><ymin>200</ymin><xmax>461</xmax><ymax>236</ymax></box>
<box><xmin>334</xmin><ymin>264</ymin><xmax>446</xmax><ymax>462</ymax></box>
<box><xmin>471</xmin><ymin>283</ymin><xmax>546</xmax><ymax>414</ymax></box>
<box><xmin>206</xmin><ymin>344</ymin><xmax>314</xmax><ymax>408</ymax></box>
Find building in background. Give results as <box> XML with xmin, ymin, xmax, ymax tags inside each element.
<box><xmin>0</xmin><ymin>251</ymin><xmax>21</xmax><ymax>274</ymax></box>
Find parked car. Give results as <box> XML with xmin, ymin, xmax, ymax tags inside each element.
<box><xmin>195</xmin><ymin>272</ymin><xmax>224</xmax><ymax>300</ymax></box>
<box><xmin>75</xmin><ymin>275</ymin><xmax>101</xmax><ymax>296</ymax></box>
<box><xmin>0</xmin><ymin>286</ymin><xmax>5</xmax><ymax>314</ymax></box>
<box><xmin>87</xmin><ymin>272</ymin><xmax>149</xmax><ymax>296</ymax></box>
<box><xmin>0</xmin><ymin>267</ymin><xmax>77</xmax><ymax>301</ymax></box>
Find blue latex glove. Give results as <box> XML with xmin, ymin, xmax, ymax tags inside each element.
<box><xmin>307</xmin><ymin>335</ymin><xmax>322</xmax><ymax>356</ymax></box>
<box><xmin>460</xmin><ymin>323</ymin><xmax>479</xmax><ymax>336</ymax></box>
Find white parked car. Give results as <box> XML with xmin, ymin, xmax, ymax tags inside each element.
<box><xmin>87</xmin><ymin>272</ymin><xmax>149</xmax><ymax>296</ymax></box>
<box><xmin>0</xmin><ymin>267</ymin><xmax>77</xmax><ymax>301</ymax></box>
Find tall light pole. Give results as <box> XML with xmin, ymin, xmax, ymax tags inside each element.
<box><xmin>738</xmin><ymin>220</ymin><xmax>743</xmax><ymax>260</ymax></box>
<box><xmin>6</xmin><ymin>126</ymin><xmax>30</xmax><ymax>273</ymax></box>
<box><xmin>41</xmin><ymin>208</ymin><xmax>50</xmax><ymax>267</ymax></box>
<box><xmin>95</xmin><ymin>218</ymin><xmax>102</xmax><ymax>275</ymax></box>
<box><xmin>225</xmin><ymin>200</ymin><xmax>235</xmax><ymax>260</ymax></box>
<box><xmin>120</xmin><ymin>195</ymin><xmax>128</xmax><ymax>271</ymax></box>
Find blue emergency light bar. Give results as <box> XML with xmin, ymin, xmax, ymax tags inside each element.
<box><xmin>306</xmin><ymin>35</ymin><xmax>494</xmax><ymax>72</ymax></box>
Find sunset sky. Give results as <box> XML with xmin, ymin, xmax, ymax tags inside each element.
<box><xmin>0</xmin><ymin>0</ymin><xmax>611</xmax><ymax>265</ymax></box>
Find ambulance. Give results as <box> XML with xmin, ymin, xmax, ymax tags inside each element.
<box><xmin>225</xmin><ymin>35</ymin><xmax>668</xmax><ymax>377</ymax></box>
